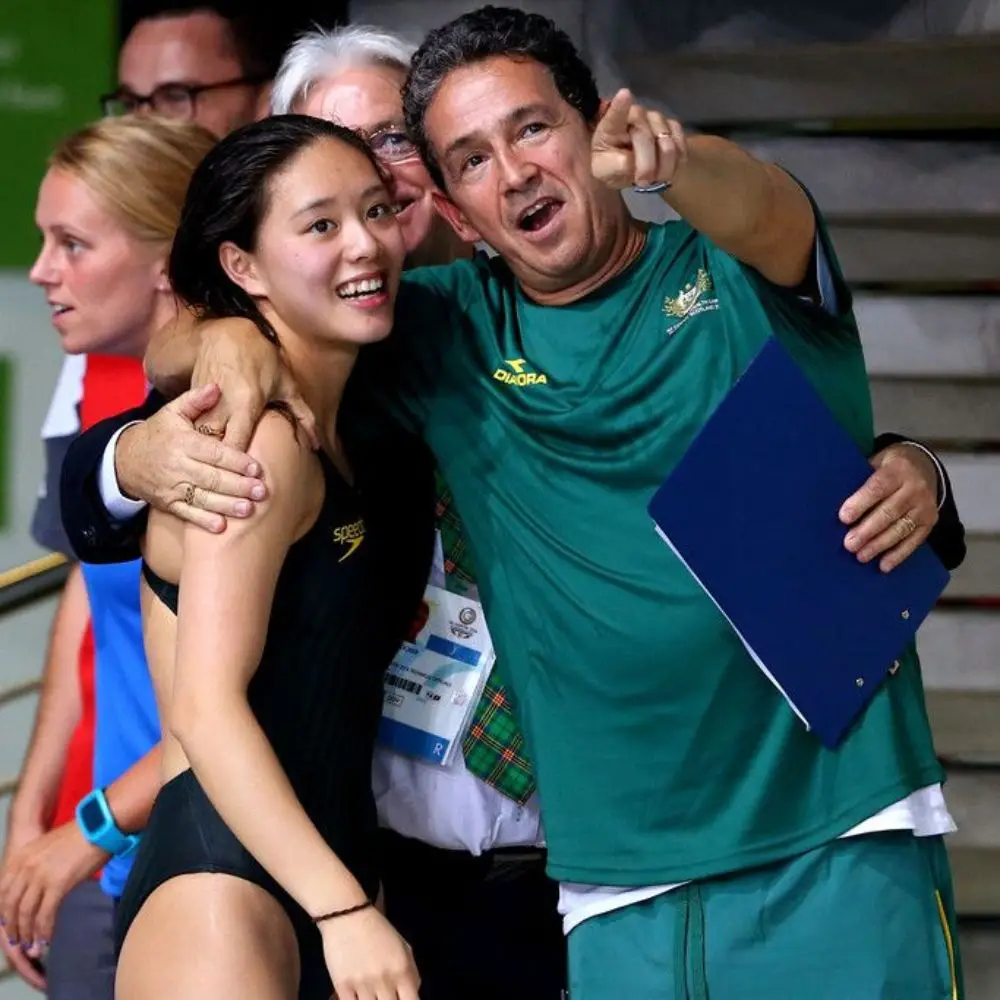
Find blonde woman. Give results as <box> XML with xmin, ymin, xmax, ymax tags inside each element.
<box><xmin>0</xmin><ymin>118</ymin><xmax>215</xmax><ymax>997</ymax></box>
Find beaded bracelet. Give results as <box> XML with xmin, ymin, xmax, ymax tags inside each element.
<box><xmin>313</xmin><ymin>900</ymin><xmax>374</xmax><ymax>924</ymax></box>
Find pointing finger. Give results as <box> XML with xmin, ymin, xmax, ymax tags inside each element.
<box><xmin>596</xmin><ymin>89</ymin><xmax>634</xmax><ymax>143</ymax></box>
<box><xmin>628</xmin><ymin>107</ymin><xmax>659</xmax><ymax>186</ymax></box>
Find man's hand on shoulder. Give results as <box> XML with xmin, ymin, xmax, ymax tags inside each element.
<box><xmin>115</xmin><ymin>385</ymin><xmax>269</xmax><ymax>533</ymax></box>
<box><xmin>187</xmin><ymin>317</ymin><xmax>317</xmax><ymax>449</ymax></box>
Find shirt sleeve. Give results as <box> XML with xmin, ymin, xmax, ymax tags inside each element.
<box><xmin>718</xmin><ymin>180</ymin><xmax>858</xmax><ymax>344</ymax></box>
<box><xmin>31</xmin><ymin>356</ymin><xmax>87</xmax><ymax>557</ymax></box>
<box><xmin>31</xmin><ymin>430</ymin><xmax>76</xmax><ymax>557</ymax></box>
<box><xmin>99</xmin><ymin>422</ymin><xmax>148</xmax><ymax>520</ymax></box>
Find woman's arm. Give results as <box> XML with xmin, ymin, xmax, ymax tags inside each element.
<box><xmin>169</xmin><ymin>413</ymin><xmax>419</xmax><ymax>998</ymax></box>
<box><xmin>0</xmin><ymin>743</ymin><xmax>162</xmax><ymax>951</ymax></box>
<box><xmin>169</xmin><ymin>412</ymin><xmax>363</xmax><ymax>915</ymax></box>
<box><xmin>8</xmin><ymin>567</ymin><xmax>88</xmax><ymax>838</ymax></box>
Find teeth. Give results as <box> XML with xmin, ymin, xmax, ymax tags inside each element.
<box><xmin>338</xmin><ymin>277</ymin><xmax>384</xmax><ymax>299</ymax></box>
<box><xmin>520</xmin><ymin>200</ymin><xmax>554</xmax><ymax>227</ymax></box>
<box><xmin>52</xmin><ymin>305</ymin><xmax>70</xmax><ymax>315</ymax></box>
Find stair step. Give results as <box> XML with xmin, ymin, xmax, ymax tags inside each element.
<box><xmin>921</xmin><ymin>609</ymin><xmax>1000</xmax><ymax>691</ymax></box>
<box><xmin>740</xmin><ymin>137</ymin><xmax>1000</xmax><ymax>216</ymax></box>
<box><xmin>945</xmin><ymin>771</ymin><xmax>1000</xmax><ymax>916</ymax></box>
<box><xmin>828</xmin><ymin>216</ymin><xmax>1000</xmax><ymax>285</ymax></box>
<box><xmin>626</xmin><ymin>36</ymin><xmax>1000</xmax><ymax>126</ymax></box>
<box><xmin>945</xmin><ymin>536</ymin><xmax>1000</xmax><ymax>600</ymax></box>
<box><xmin>940</xmin><ymin>456</ymin><xmax>1000</xmax><ymax>535</ymax></box>
<box><xmin>857</xmin><ymin>295</ymin><xmax>1000</xmax><ymax>378</ymax></box>
<box><xmin>870</xmin><ymin>378</ymin><xmax>1000</xmax><ymax>444</ymax></box>
<box><xmin>921</xmin><ymin>608</ymin><xmax>1000</xmax><ymax>765</ymax></box>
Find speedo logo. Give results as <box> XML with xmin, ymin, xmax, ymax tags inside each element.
<box><xmin>492</xmin><ymin>358</ymin><xmax>548</xmax><ymax>386</ymax></box>
<box><xmin>332</xmin><ymin>517</ymin><xmax>365</xmax><ymax>562</ymax></box>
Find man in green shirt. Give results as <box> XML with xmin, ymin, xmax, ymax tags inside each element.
<box><xmin>87</xmin><ymin>7</ymin><xmax>963</xmax><ymax>998</ymax></box>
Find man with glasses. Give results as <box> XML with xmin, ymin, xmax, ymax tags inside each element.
<box><xmin>271</xmin><ymin>25</ymin><xmax>472</xmax><ymax>270</ymax></box>
<box><xmin>102</xmin><ymin>7</ymin><xmax>272</xmax><ymax>137</ymax></box>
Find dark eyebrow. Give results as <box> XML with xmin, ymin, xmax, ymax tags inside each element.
<box><xmin>115</xmin><ymin>79</ymin><xmax>203</xmax><ymax>93</ymax></box>
<box><xmin>294</xmin><ymin>183</ymin><xmax>387</xmax><ymax>217</ymax></box>
<box><xmin>442</xmin><ymin>103</ymin><xmax>551</xmax><ymax>162</ymax></box>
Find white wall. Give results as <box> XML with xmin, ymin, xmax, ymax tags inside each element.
<box><xmin>0</xmin><ymin>271</ymin><xmax>66</xmax><ymax>572</ymax></box>
<box><xmin>0</xmin><ymin>273</ymin><xmax>67</xmax><ymax>1000</ymax></box>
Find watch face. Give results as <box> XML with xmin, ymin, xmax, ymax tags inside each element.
<box><xmin>79</xmin><ymin>797</ymin><xmax>105</xmax><ymax>832</ymax></box>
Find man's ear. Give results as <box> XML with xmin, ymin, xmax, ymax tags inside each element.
<box><xmin>431</xmin><ymin>191</ymin><xmax>482</xmax><ymax>245</ymax></box>
<box><xmin>219</xmin><ymin>241</ymin><xmax>266</xmax><ymax>297</ymax></box>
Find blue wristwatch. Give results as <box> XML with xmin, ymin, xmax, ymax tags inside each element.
<box><xmin>75</xmin><ymin>789</ymin><xmax>139</xmax><ymax>857</ymax></box>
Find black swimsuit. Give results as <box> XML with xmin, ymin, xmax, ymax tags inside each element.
<box><xmin>115</xmin><ymin>429</ymin><xmax>434</xmax><ymax>1000</ymax></box>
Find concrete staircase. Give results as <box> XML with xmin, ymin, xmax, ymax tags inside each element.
<box><xmin>616</xmin><ymin>13</ymin><xmax>1000</xmax><ymax>994</ymax></box>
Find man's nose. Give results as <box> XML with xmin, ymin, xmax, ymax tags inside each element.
<box><xmin>496</xmin><ymin>148</ymin><xmax>539</xmax><ymax>192</ymax></box>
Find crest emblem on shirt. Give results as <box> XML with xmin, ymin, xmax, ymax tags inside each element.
<box><xmin>663</xmin><ymin>268</ymin><xmax>719</xmax><ymax>335</ymax></box>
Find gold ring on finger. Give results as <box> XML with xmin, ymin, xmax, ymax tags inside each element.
<box><xmin>184</xmin><ymin>484</ymin><xmax>196</xmax><ymax>506</ymax></box>
<box><xmin>898</xmin><ymin>514</ymin><xmax>917</xmax><ymax>537</ymax></box>
<box><xmin>197</xmin><ymin>424</ymin><xmax>222</xmax><ymax>437</ymax></box>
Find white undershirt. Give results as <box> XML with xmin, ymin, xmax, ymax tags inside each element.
<box><xmin>558</xmin><ymin>783</ymin><xmax>956</xmax><ymax>934</ymax></box>
<box><xmin>372</xmin><ymin>747</ymin><xmax>544</xmax><ymax>852</ymax></box>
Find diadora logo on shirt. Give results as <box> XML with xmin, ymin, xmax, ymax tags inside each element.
<box><xmin>492</xmin><ymin>358</ymin><xmax>549</xmax><ymax>387</ymax></box>
<box><xmin>663</xmin><ymin>268</ymin><xmax>719</xmax><ymax>336</ymax></box>
<box><xmin>332</xmin><ymin>518</ymin><xmax>366</xmax><ymax>562</ymax></box>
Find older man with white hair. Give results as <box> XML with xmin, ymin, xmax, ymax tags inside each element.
<box><xmin>272</xmin><ymin>26</ymin><xmax>472</xmax><ymax>269</ymax></box>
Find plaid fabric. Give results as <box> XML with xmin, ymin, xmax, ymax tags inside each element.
<box><xmin>435</xmin><ymin>473</ymin><xmax>537</xmax><ymax>805</ymax></box>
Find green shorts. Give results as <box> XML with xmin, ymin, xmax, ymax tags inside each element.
<box><xmin>567</xmin><ymin>831</ymin><xmax>962</xmax><ymax>1000</ymax></box>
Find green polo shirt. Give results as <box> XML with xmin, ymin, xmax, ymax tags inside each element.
<box><xmin>352</xmin><ymin>214</ymin><xmax>942</xmax><ymax>885</ymax></box>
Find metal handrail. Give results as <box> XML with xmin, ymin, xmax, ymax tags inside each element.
<box><xmin>0</xmin><ymin>552</ymin><xmax>70</xmax><ymax>616</ymax></box>
<box><xmin>0</xmin><ymin>558</ymin><xmax>67</xmax><ymax>982</ymax></box>
<box><xmin>0</xmin><ymin>554</ymin><xmax>70</xmax><ymax>812</ymax></box>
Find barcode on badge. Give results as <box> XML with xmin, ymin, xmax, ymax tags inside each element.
<box><xmin>386</xmin><ymin>673</ymin><xmax>422</xmax><ymax>696</ymax></box>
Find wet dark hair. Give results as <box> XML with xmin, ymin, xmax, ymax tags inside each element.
<box><xmin>402</xmin><ymin>5</ymin><xmax>600</xmax><ymax>190</ymax></box>
<box><xmin>169</xmin><ymin>114</ymin><xmax>382</xmax><ymax>345</ymax></box>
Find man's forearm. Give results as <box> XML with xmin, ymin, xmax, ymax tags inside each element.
<box><xmin>662</xmin><ymin>135</ymin><xmax>816</xmax><ymax>288</ymax></box>
<box><xmin>10</xmin><ymin>566</ymin><xmax>88</xmax><ymax>829</ymax></box>
<box><xmin>145</xmin><ymin>306</ymin><xmax>202</xmax><ymax>399</ymax></box>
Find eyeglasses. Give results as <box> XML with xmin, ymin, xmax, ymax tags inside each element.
<box><xmin>100</xmin><ymin>76</ymin><xmax>266</xmax><ymax>120</ymax></box>
<box><xmin>363</xmin><ymin>124</ymin><xmax>420</xmax><ymax>165</ymax></box>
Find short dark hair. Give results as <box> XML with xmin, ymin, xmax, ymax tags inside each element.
<box><xmin>402</xmin><ymin>5</ymin><xmax>600</xmax><ymax>190</ymax></box>
<box><xmin>169</xmin><ymin>114</ymin><xmax>381</xmax><ymax>345</ymax></box>
<box><xmin>131</xmin><ymin>5</ymin><xmax>281</xmax><ymax>79</ymax></box>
